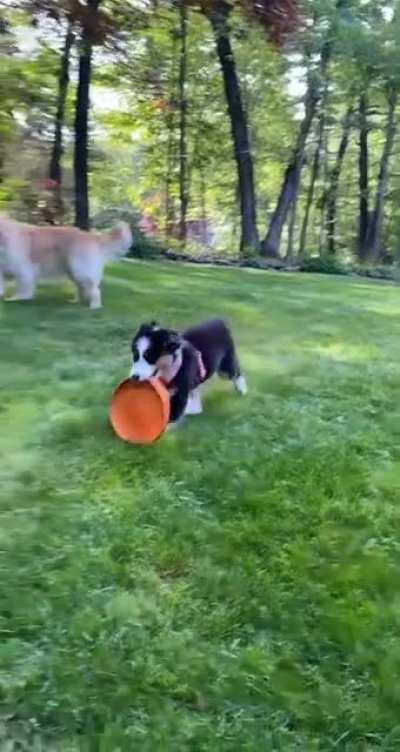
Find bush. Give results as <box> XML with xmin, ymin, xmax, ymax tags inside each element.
<box><xmin>352</xmin><ymin>264</ymin><xmax>397</xmax><ymax>281</ymax></box>
<box><xmin>129</xmin><ymin>230</ymin><xmax>166</xmax><ymax>259</ymax></box>
<box><xmin>299</xmin><ymin>255</ymin><xmax>347</xmax><ymax>275</ymax></box>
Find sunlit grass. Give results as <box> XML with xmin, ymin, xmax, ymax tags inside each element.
<box><xmin>1</xmin><ymin>261</ymin><xmax>400</xmax><ymax>750</ymax></box>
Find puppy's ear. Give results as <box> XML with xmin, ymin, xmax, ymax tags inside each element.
<box><xmin>137</xmin><ymin>322</ymin><xmax>157</xmax><ymax>336</ymax></box>
<box><xmin>165</xmin><ymin>332</ymin><xmax>182</xmax><ymax>354</ymax></box>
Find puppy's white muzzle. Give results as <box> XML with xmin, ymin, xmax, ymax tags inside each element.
<box><xmin>129</xmin><ymin>358</ymin><xmax>156</xmax><ymax>381</ymax></box>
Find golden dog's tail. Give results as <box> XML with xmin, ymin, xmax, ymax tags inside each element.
<box><xmin>0</xmin><ymin>214</ymin><xmax>12</xmax><ymax>250</ymax></box>
<box><xmin>100</xmin><ymin>221</ymin><xmax>133</xmax><ymax>260</ymax></box>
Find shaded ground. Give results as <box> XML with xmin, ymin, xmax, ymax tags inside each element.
<box><xmin>1</xmin><ymin>261</ymin><xmax>400</xmax><ymax>750</ymax></box>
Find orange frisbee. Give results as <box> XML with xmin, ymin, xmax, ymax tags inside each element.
<box><xmin>109</xmin><ymin>377</ymin><xmax>170</xmax><ymax>444</ymax></box>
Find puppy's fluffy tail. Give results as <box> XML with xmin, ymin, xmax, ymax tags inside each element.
<box><xmin>100</xmin><ymin>221</ymin><xmax>133</xmax><ymax>259</ymax></box>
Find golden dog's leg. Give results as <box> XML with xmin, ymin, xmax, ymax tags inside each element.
<box><xmin>8</xmin><ymin>269</ymin><xmax>36</xmax><ymax>301</ymax></box>
<box><xmin>74</xmin><ymin>282</ymin><xmax>86</xmax><ymax>305</ymax></box>
<box><xmin>81</xmin><ymin>280</ymin><xmax>102</xmax><ymax>309</ymax></box>
<box><xmin>89</xmin><ymin>285</ymin><xmax>102</xmax><ymax>309</ymax></box>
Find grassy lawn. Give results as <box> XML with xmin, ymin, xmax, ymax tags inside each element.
<box><xmin>2</xmin><ymin>261</ymin><xmax>400</xmax><ymax>751</ymax></box>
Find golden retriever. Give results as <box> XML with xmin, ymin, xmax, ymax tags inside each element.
<box><xmin>0</xmin><ymin>215</ymin><xmax>132</xmax><ymax>308</ymax></box>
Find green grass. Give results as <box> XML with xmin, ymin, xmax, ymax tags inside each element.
<box><xmin>1</xmin><ymin>262</ymin><xmax>400</xmax><ymax>751</ymax></box>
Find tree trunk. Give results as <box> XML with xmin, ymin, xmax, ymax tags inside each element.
<box><xmin>325</xmin><ymin>103</ymin><xmax>353</xmax><ymax>255</ymax></box>
<box><xmin>164</xmin><ymin>27</ymin><xmax>178</xmax><ymax>239</ymax></box>
<box><xmin>286</xmin><ymin>193</ymin><xmax>298</xmax><ymax>261</ymax></box>
<box><xmin>317</xmin><ymin>124</ymin><xmax>329</xmax><ymax>255</ymax></box>
<box><xmin>199</xmin><ymin>162</ymin><xmax>207</xmax><ymax>244</ymax></box>
<box><xmin>261</xmin><ymin>79</ymin><xmax>318</xmax><ymax>257</ymax></box>
<box><xmin>74</xmin><ymin>0</ymin><xmax>100</xmax><ymax>230</ymax></box>
<box><xmin>165</xmin><ymin>106</ymin><xmax>176</xmax><ymax>238</ymax></box>
<box><xmin>262</xmin><ymin>25</ymin><xmax>336</xmax><ymax>260</ymax></box>
<box><xmin>74</xmin><ymin>47</ymin><xmax>92</xmax><ymax>229</ymax></box>
<box><xmin>357</xmin><ymin>93</ymin><xmax>369</xmax><ymax>259</ymax></box>
<box><xmin>49</xmin><ymin>21</ymin><xmax>74</xmax><ymax>216</ymax></box>
<box><xmin>365</xmin><ymin>85</ymin><xmax>398</xmax><ymax>260</ymax></box>
<box><xmin>299</xmin><ymin>112</ymin><xmax>324</xmax><ymax>257</ymax></box>
<box><xmin>178</xmin><ymin>0</ymin><xmax>189</xmax><ymax>242</ymax></box>
<box><xmin>208</xmin><ymin>2</ymin><xmax>259</xmax><ymax>255</ymax></box>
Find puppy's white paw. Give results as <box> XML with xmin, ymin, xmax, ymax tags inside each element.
<box><xmin>184</xmin><ymin>390</ymin><xmax>203</xmax><ymax>416</ymax></box>
<box><xmin>234</xmin><ymin>375</ymin><xmax>248</xmax><ymax>395</ymax></box>
<box><xmin>166</xmin><ymin>420</ymin><xmax>182</xmax><ymax>432</ymax></box>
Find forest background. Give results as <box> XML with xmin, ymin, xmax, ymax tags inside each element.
<box><xmin>0</xmin><ymin>0</ymin><xmax>399</xmax><ymax>273</ymax></box>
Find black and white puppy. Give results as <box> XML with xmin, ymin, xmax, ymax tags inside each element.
<box><xmin>130</xmin><ymin>319</ymin><xmax>247</xmax><ymax>424</ymax></box>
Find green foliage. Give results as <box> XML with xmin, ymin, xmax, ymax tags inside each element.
<box><xmin>0</xmin><ymin>178</ymin><xmax>40</xmax><ymax>220</ymax></box>
<box><xmin>2</xmin><ymin>264</ymin><xmax>400</xmax><ymax>748</ymax></box>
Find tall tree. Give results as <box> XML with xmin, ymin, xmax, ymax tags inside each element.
<box><xmin>261</xmin><ymin>72</ymin><xmax>319</xmax><ymax>257</ymax></box>
<box><xmin>325</xmin><ymin>102</ymin><xmax>353</xmax><ymax>255</ymax></box>
<box><xmin>357</xmin><ymin>92</ymin><xmax>369</xmax><ymax>259</ymax></box>
<box><xmin>365</xmin><ymin>84</ymin><xmax>398</xmax><ymax>260</ymax></box>
<box><xmin>74</xmin><ymin>0</ymin><xmax>101</xmax><ymax>229</ymax></box>
<box><xmin>203</xmin><ymin>0</ymin><xmax>297</xmax><ymax>255</ymax></box>
<box><xmin>207</xmin><ymin>3</ymin><xmax>259</xmax><ymax>255</ymax></box>
<box><xmin>49</xmin><ymin>20</ymin><xmax>74</xmax><ymax>215</ymax></box>
<box><xmin>73</xmin><ymin>0</ymin><xmax>117</xmax><ymax>229</ymax></box>
<box><xmin>298</xmin><ymin>111</ymin><xmax>324</xmax><ymax>257</ymax></box>
<box><xmin>178</xmin><ymin>0</ymin><xmax>189</xmax><ymax>242</ymax></box>
<box><xmin>261</xmin><ymin>0</ymin><xmax>342</xmax><ymax>259</ymax></box>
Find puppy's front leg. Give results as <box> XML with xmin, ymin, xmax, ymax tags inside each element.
<box><xmin>185</xmin><ymin>388</ymin><xmax>202</xmax><ymax>416</ymax></box>
<box><xmin>169</xmin><ymin>386</ymin><xmax>189</xmax><ymax>426</ymax></box>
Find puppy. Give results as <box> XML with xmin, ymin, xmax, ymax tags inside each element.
<box><xmin>130</xmin><ymin>319</ymin><xmax>247</xmax><ymax>424</ymax></box>
<box><xmin>0</xmin><ymin>215</ymin><xmax>132</xmax><ymax>308</ymax></box>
